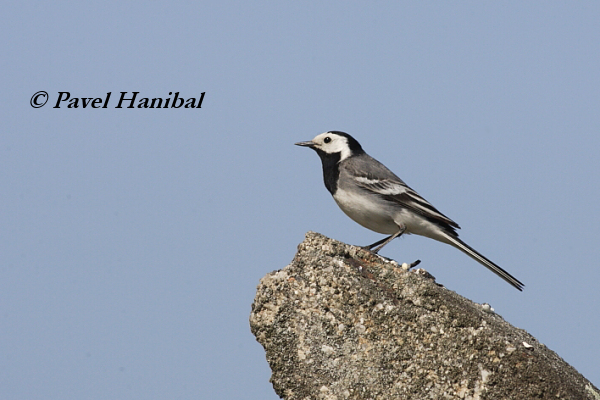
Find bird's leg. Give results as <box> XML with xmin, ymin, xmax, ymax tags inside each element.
<box><xmin>364</xmin><ymin>235</ymin><xmax>391</xmax><ymax>250</ymax></box>
<box><xmin>368</xmin><ymin>226</ymin><xmax>406</xmax><ymax>254</ymax></box>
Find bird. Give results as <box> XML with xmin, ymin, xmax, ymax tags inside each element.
<box><xmin>295</xmin><ymin>131</ymin><xmax>524</xmax><ymax>291</ymax></box>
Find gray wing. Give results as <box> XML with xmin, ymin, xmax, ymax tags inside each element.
<box><xmin>343</xmin><ymin>154</ymin><xmax>460</xmax><ymax>231</ymax></box>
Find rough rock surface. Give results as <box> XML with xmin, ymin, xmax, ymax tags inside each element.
<box><xmin>250</xmin><ymin>232</ymin><xmax>599</xmax><ymax>400</ymax></box>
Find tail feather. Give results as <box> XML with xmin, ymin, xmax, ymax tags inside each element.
<box><xmin>443</xmin><ymin>234</ymin><xmax>524</xmax><ymax>291</ymax></box>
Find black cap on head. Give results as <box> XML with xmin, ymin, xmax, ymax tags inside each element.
<box><xmin>327</xmin><ymin>131</ymin><xmax>364</xmax><ymax>154</ymax></box>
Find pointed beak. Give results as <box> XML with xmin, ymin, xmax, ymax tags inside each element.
<box><xmin>295</xmin><ymin>140</ymin><xmax>315</xmax><ymax>148</ymax></box>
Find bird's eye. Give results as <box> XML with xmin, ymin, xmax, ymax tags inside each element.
<box><xmin>323</xmin><ymin>137</ymin><xmax>331</xmax><ymax>144</ymax></box>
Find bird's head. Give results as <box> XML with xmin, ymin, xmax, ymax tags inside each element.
<box><xmin>295</xmin><ymin>131</ymin><xmax>364</xmax><ymax>161</ymax></box>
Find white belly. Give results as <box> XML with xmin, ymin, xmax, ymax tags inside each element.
<box><xmin>333</xmin><ymin>188</ymin><xmax>449</xmax><ymax>241</ymax></box>
<box><xmin>333</xmin><ymin>189</ymin><xmax>399</xmax><ymax>234</ymax></box>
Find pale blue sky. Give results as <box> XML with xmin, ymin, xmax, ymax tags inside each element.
<box><xmin>2</xmin><ymin>2</ymin><xmax>599</xmax><ymax>399</ymax></box>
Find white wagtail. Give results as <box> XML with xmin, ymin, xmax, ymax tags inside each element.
<box><xmin>296</xmin><ymin>131</ymin><xmax>524</xmax><ymax>291</ymax></box>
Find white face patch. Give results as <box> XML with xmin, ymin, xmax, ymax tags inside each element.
<box><xmin>309</xmin><ymin>132</ymin><xmax>353</xmax><ymax>161</ymax></box>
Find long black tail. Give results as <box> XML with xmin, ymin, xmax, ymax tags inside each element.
<box><xmin>443</xmin><ymin>234</ymin><xmax>524</xmax><ymax>291</ymax></box>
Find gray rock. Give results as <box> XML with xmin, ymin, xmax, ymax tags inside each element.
<box><xmin>250</xmin><ymin>232</ymin><xmax>599</xmax><ymax>400</ymax></box>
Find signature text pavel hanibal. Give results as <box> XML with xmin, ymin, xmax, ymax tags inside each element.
<box><xmin>52</xmin><ymin>92</ymin><xmax>205</xmax><ymax>109</ymax></box>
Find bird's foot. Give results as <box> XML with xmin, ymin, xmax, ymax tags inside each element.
<box><xmin>360</xmin><ymin>245</ymin><xmax>379</xmax><ymax>254</ymax></box>
<box><xmin>402</xmin><ymin>259</ymin><xmax>421</xmax><ymax>270</ymax></box>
